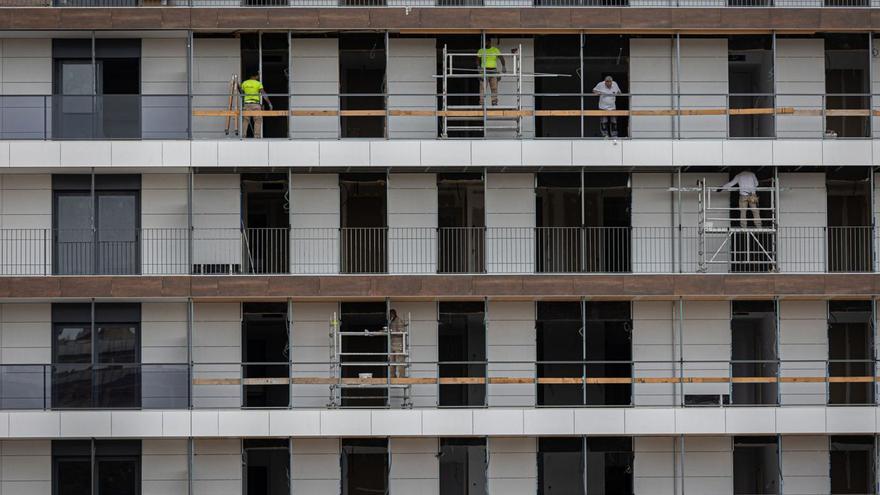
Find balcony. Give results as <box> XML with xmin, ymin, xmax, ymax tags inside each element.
<box><xmin>0</xmin><ymin>226</ymin><xmax>874</xmax><ymax>276</ymax></box>
<box><xmin>0</xmin><ymin>359</ymin><xmax>872</xmax><ymax>410</ymax></box>
<box><xmin>0</xmin><ymin>93</ymin><xmax>874</xmax><ymax>141</ymax></box>
<box><xmin>17</xmin><ymin>0</ymin><xmax>880</xmax><ymax>6</ymax></box>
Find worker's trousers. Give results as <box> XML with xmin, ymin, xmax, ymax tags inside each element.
<box><xmin>600</xmin><ymin>115</ymin><xmax>618</xmax><ymax>137</ymax></box>
<box><xmin>243</xmin><ymin>103</ymin><xmax>262</xmax><ymax>138</ymax></box>
<box><xmin>738</xmin><ymin>193</ymin><xmax>762</xmax><ymax>227</ymax></box>
<box><xmin>479</xmin><ymin>73</ymin><xmax>500</xmax><ymax>106</ymax></box>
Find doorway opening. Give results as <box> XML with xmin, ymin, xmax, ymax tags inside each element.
<box><xmin>825</xmin><ymin>34</ymin><xmax>870</xmax><ymax>137</ymax></box>
<box><xmin>340</xmin><ymin>174</ymin><xmax>387</xmax><ymax>273</ymax></box>
<box><xmin>536</xmin><ymin>172</ymin><xmax>582</xmax><ymax>273</ymax></box>
<box><xmin>728</xmin><ymin>36</ymin><xmax>774</xmax><ymax>138</ymax></box>
<box><xmin>827</xmin><ymin>167</ymin><xmax>872</xmax><ymax>272</ymax></box>
<box><xmin>583</xmin><ymin>173</ymin><xmax>631</xmax><ymax>272</ymax></box>
<box><xmin>242</xmin><ymin>174</ymin><xmax>289</xmax><ymax>274</ymax></box>
<box><xmin>240</xmin><ymin>33</ymin><xmax>290</xmax><ymax>138</ymax></box>
<box><xmin>438</xmin><ymin>302</ymin><xmax>486</xmax><ymax>407</ymax></box>
<box><xmin>341</xmin><ymin>439</ymin><xmax>388</xmax><ymax>495</ymax></box>
<box><xmin>438</xmin><ymin>174</ymin><xmax>485</xmax><ymax>273</ymax></box>
<box><xmin>733</xmin><ymin>436</ymin><xmax>780</xmax><ymax>495</ymax></box>
<box><xmin>244</xmin><ymin>439</ymin><xmax>289</xmax><ymax>495</ymax></box>
<box><xmin>340</xmin><ymin>302</ymin><xmax>388</xmax><ymax>407</ymax></box>
<box><xmin>731</xmin><ymin>301</ymin><xmax>777</xmax><ymax>405</ymax></box>
<box><xmin>242</xmin><ymin>302</ymin><xmax>289</xmax><ymax>408</ymax></box>
<box><xmin>340</xmin><ymin>34</ymin><xmax>386</xmax><ymax>138</ymax></box>
<box><xmin>583</xmin><ymin>36</ymin><xmax>630</xmax><ymax>138</ymax></box>
<box><xmin>535</xmin><ymin>35</ymin><xmax>581</xmax><ymax>138</ymax></box>
<box><xmin>828</xmin><ymin>301</ymin><xmax>874</xmax><ymax>405</ymax></box>
<box><xmin>830</xmin><ymin>436</ymin><xmax>876</xmax><ymax>493</ymax></box>
<box><xmin>537</xmin><ymin>301</ymin><xmax>583</xmax><ymax>406</ymax></box>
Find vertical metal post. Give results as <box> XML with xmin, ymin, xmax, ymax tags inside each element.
<box><xmin>385</xmin><ymin>31</ymin><xmax>390</xmax><ymax>140</ymax></box>
<box><xmin>288</xmin><ymin>167</ymin><xmax>293</xmax><ymax>274</ymax></box>
<box><xmin>581</xmin><ymin>297</ymin><xmax>587</xmax><ymax>406</ymax></box>
<box><xmin>674</xmin><ymin>33</ymin><xmax>681</xmax><ymax>140</ymax></box>
<box><xmin>678</xmin><ymin>435</ymin><xmax>686</xmax><ymax>495</ymax></box>
<box><xmin>676</xmin><ymin>168</ymin><xmax>682</xmax><ymax>273</ymax></box>
<box><xmin>870</xmin><ymin>32</ymin><xmax>874</xmax><ymax>139</ymax></box>
<box><xmin>580</xmin><ymin>32</ymin><xmax>585</xmax><ymax>138</ymax></box>
<box><xmin>580</xmin><ymin>167</ymin><xmax>585</xmax><ymax>271</ymax></box>
<box><xmin>187</xmin><ymin>30</ymin><xmax>194</xmax><ymax>140</ymax></box>
<box><xmin>678</xmin><ymin>297</ymin><xmax>684</xmax><ymax>407</ymax></box>
<box><xmin>90</xmin><ymin>438</ymin><xmax>96</xmax><ymax>495</ymax></box>
<box><xmin>772</xmin><ymin>31</ymin><xmax>778</xmax><ymax>139</ymax></box>
<box><xmin>188</xmin><ymin>437</ymin><xmax>194</xmax><ymax>495</ymax></box>
<box><xmin>287</xmin><ymin>298</ymin><xmax>293</xmax><ymax>409</ymax></box>
<box><xmin>288</xmin><ymin>436</ymin><xmax>294</xmax><ymax>495</ymax></box>
<box><xmin>483</xmin><ymin>296</ymin><xmax>489</xmax><ymax>407</ymax></box>
<box><xmin>188</xmin><ymin>169</ymin><xmax>194</xmax><ymax>275</ymax></box>
<box><xmin>775</xmin><ymin>297</ymin><xmax>782</xmax><ymax>406</ymax></box>
<box><xmin>288</xmin><ymin>30</ymin><xmax>293</xmax><ymax>140</ymax></box>
<box><xmin>258</xmin><ymin>31</ymin><xmax>263</xmax><ymax>139</ymax></box>
<box><xmin>90</xmin><ymin>169</ymin><xmax>96</xmax><ymax>275</ymax></box>
<box><xmin>91</xmin><ymin>31</ymin><xmax>97</xmax><ymax>139</ymax></box>
<box><xmin>187</xmin><ymin>298</ymin><xmax>193</xmax><ymax>409</ymax></box>
<box><xmin>776</xmin><ymin>435</ymin><xmax>783</xmax><ymax>495</ymax></box>
<box><xmin>481</xmin><ymin>31</ymin><xmax>487</xmax><ymax>138</ymax></box>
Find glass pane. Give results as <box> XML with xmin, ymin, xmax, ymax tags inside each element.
<box><xmin>56</xmin><ymin>458</ymin><xmax>91</xmax><ymax>495</ymax></box>
<box><xmin>97</xmin><ymin>193</ymin><xmax>137</xmax><ymax>275</ymax></box>
<box><xmin>55</xmin><ymin>325</ymin><xmax>91</xmax><ymax>363</ymax></box>
<box><xmin>55</xmin><ymin>193</ymin><xmax>93</xmax><ymax>275</ymax></box>
<box><xmin>97</xmin><ymin>324</ymin><xmax>137</xmax><ymax>363</ymax></box>
<box><xmin>96</xmin><ymin>458</ymin><xmax>137</xmax><ymax>495</ymax></box>
<box><xmin>62</xmin><ymin>64</ymin><xmax>94</xmax><ymax>96</ymax></box>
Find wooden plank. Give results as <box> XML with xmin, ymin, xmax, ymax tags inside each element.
<box><xmin>730</xmin><ymin>377</ymin><xmax>778</xmax><ymax>383</ymax></box>
<box><xmin>729</xmin><ymin>108</ymin><xmax>775</xmax><ymax>115</ymax></box>
<box><xmin>292</xmin><ymin>377</ymin><xmax>337</xmax><ymax>385</ymax></box>
<box><xmin>536</xmin><ymin>377</ymin><xmax>583</xmax><ymax>384</ymax></box>
<box><xmin>679</xmin><ymin>109</ymin><xmax>727</xmax><ymax>116</ymax></box>
<box><xmin>488</xmin><ymin>377</ymin><xmax>535</xmax><ymax>384</ymax></box>
<box><xmin>635</xmin><ymin>377</ymin><xmax>682</xmax><ymax>384</ymax></box>
<box><xmin>582</xmin><ymin>110</ymin><xmax>630</xmax><ymax>117</ymax></box>
<box><xmin>242</xmin><ymin>110</ymin><xmax>289</xmax><ymax>117</ymax></box>
<box><xmin>779</xmin><ymin>377</ymin><xmax>826</xmax><ymax>383</ymax></box>
<box><xmin>828</xmin><ymin>376</ymin><xmax>875</xmax><ymax>383</ymax></box>
<box><xmin>585</xmin><ymin>377</ymin><xmax>634</xmax><ymax>384</ymax></box>
<box><xmin>193</xmin><ymin>109</ymin><xmax>237</xmax><ymax>117</ymax></box>
<box><xmin>782</xmin><ymin>109</ymin><xmax>823</xmax><ymax>116</ymax></box>
<box><xmin>388</xmin><ymin>110</ymin><xmax>437</xmax><ymax>117</ymax></box>
<box><xmin>192</xmin><ymin>378</ymin><xmax>239</xmax><ymax>386</ymax></box>
<box><xmin>438</xmin><ymin>377</ymin><xmax>487</xmax><ymax>384</ymax></box>
<box><xmin>242</xmin><ymin>377</ymin><xmax>290</xmax><ymax>386</ymax></box>
<box><xmin>290</xmin><ymin>110</ymin><xmax>338</xmax><ymax>117</ymax></box>
<box><xmin>630</xmin><ymin>109</ymin><xmax>677</xmax><ymax>117</ymax></box>
<box><xmin>390</xmin><ymin>378</ymin><xmax>437</xmax><ymax>385</ymax></box>
<box><xmin>339</xmin><ymin>110</ymin><xmax>386</xmax><ymax>117</ymax></box>
<box><xmin>825</xmin><ymin>109</ymin><xmax>871</xmax><ymax>117</ymax></box>
<box><xmin>681</xmin><ymin>377</ymin><xmax>730</xmax><ymax>383</ymax></box>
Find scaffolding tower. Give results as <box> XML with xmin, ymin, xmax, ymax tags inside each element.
<box><xmin>673</xmin><ymin>177</ymin><xmax>779</xmax><ymax>272</ymax></box>
<box><xmin>328</xmin><ymin>312</ymin><xmax>412</xmax><ymax>408</ymax></box>
<box><xmin>440</xmin><ymin>44</ymin><xmax>523</xmax><ymax>138</ymax></box>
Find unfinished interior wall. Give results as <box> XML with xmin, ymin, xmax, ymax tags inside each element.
<box><xmin>388</xmin><ymin>38</ymin><xmax>436</xmax><ymax>139</ymax></box>
<box><xmin>678</xmin><ymin>38</ymin><xmax>728</xmax><ymax>138</ymax></box>
<box><xmin>679</xmin><ymin>301</ymin><xmax>731</xmax><ymax>402</ymax></box>
<box><xmin>193</xmin><ymin>37</ymin><xmax>240</xmax><ymax>139</ymax></box>
<box><xmin>779</xmin><ymin>300</ymin><xmax>827</xmax><ymax>406</ymax></box>
<box><xmin>391</xmin><ymin>300</ymin><xmax>438</xmax><ymax>408</ymax></box>
<box><xmin>192</xmin><ymin>173</ymin><xmax>240</xmax><ymax>272</ymax></box>
<box><xmin>488</xmin><ymin>437</ymin><xmax>536</xmax><ymax>495</ymax></box>
<box><xmin>142</xmin><ymin>172</ymin><xmax>189</xmax><ymax>275</ymax></box>
<box><xmin>390</xmin><ymin>438</ymin><xmax>439</xmax><ymax>493</ymax></box>
<box><xmin>0</xmin><ymin>173</ymin><xmax>52</xmax><ymax>275</ymax></box>
<box><xmin>632</xmin><ymin>301</ymin><xmax>675</xmax><ymax>406</ymax></box>
<box><xmin>388</xmin><ymin>173</ymin><xmax>437</xmax><ymax>274</ymax></box>
<box><xmin>292</xmin><ymin>438</ymin><xmax>340</xmax><ymax>495</ymax></box>
<box><xmin>192</xmin><ymin>302</ymin><xmax>241</xmax><ymax>409</ymax></box>
<box><xmin>630</xmin><ymin>38</ymin><xmax>674</xmax><ymax>138</ymax></box>
<box><xmin>781</xmin><ymin>435</ymin><xmax>829</xmax><ymax>495</ymax></box>
<box><xmin>778</xmin><ymin>172</ymin><xmax>827</xmax><ymax>272</ymax></box>
<box><xmin>776</xmin><ymin>38</ymin><xmax>825</xmax><ymax>138</ymax></box>
<box><xmin>487</xmin><ymin>301</ymin><xmax>534</xmax><ymax>407</ymax></box>
<box><xmin>291</xmin><ymin>302</ymin><xmax>336</xmax><ymax>408</ymax></box>
<box><xmin>291</xmin><ymin>38</ymin><xmax>339</xmax><ymax>139</ymax></box>
<box><xmin>141</xmin><ymin>302</ymin><xmax>188</xmax><ymax>408</ymax></box>
<box><xmin>141</xmin><ymin>37</ymin><xmax>189</xmax><ymax>139</ymax></box>
<box><xmin>485</xmin><ymin>173</ymin><xmax>534</xmax><ymax>274</ymax></box>
<box><xmin>290</xmin><ymin>173</ymin><xmax>339</xmax><ymax>274</ymax></box>
<box><xmin>632</xmin><ymin>172</ymin><xmax>673</xmax><ymax>273</ymax></box>
<box><xmin>193</xmin><ymin>439</ymin><xmax>242</xmax><ymax>495</ymax></box>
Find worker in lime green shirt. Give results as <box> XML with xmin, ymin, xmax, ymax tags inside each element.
<box><xmin>239</xmin><ymin>71</ymin><xmax>272</xmax><ymax>138</ymax></box>
<box><xmin>476</xmin><ymin>38</ymin><xmax>506</xmax><ymax>106</ymax></box>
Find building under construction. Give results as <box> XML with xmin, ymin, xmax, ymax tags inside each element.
<box><xmin>0</xmin><ymin>3</ymin><xmax>878</xmax><ymax>495</ymax></box>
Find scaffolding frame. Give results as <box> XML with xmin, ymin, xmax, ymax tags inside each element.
<box><xmin>328</xmin><ymin>311</ymin><xmax>413</xmax><ymax>408</ymax></box>
<box><xmin>672</xmin><ymin>176</ymin><xmax>780</xmax><ymax>272</ymax></box>
<box><xmin>440</xmin><ymin>44</ymin><xmax>523</xmax><ymax>138</ymax></box>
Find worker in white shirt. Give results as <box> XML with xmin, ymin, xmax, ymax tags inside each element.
<box><xmin>592</xmin><ymin>76</ymin><xmax>621</xmax><ymax>138</ymax></box>
<box><xmin>718</xmin><ymin>170</ymin><xmax>762</xmax><ymax>227</ymax></box>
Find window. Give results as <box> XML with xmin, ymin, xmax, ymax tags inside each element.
<box><xmin>826</xmin><ymin>167</ymin><xmax>873</xmax><ymax>273</ymax></box>
<box><xmin>53</xmin><ymin>174</ymin><xmax>141</xmax><ymax>275</ymax></box>
<box><xmin>828</xmin><ymin>301</ymin><xmax>874</xmax><ymax>405</ymax></box>
<box><xmin>52</xmin><ymin>303</ymin><xmax>141</xmax><ymax>408</ymax></box>
<box><xmin>537</xmin><ymin>301</ymin><xmax>632</xmax><ymax>406</ymax></box>
<box><xmin>341</xmin><ymin>439</ymin><xmax>388</xmax><ymax>495</ymax></box>
<box><xmin>538</xmin><ymin>437</ymin><xmax>633</xmax><ymax>495</ymax></box>
<box><xmin>440</xmin><ymin>438</ymin><xmax>487</xmax><ymax>495</ymax></box>
<box><xmin>731</xmin><ymin>301</ymin><xmax>777</xmax><ymax>406</ymax></box>
<box><xmin>439</xmin><ymin>302</ymin><xmax>486</xmax><ymax>407</ymax></box>
<box><xmin>244</xmin><ymin>439</ymin><xmax>289</xmax><ymax>495</ymax></box>
<box><xmin>830</xmin><ymin>436</ymin><xmax>876</xmax><ymax>494</ymax></box>
<box><xmin>53</xmin><ymin>440</ymin><xmax>140</xmax><ymax>495</ymax></box>
<box><xmin>733</xmin><ymin>436</ymin><xmax>779</xmax><ymax>495</ymax></box>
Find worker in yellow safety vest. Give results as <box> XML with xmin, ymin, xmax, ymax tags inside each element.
<box><xmin>239</xmin><ymin>71</ymin><xmax>272</xmax><ymax>138</ymax></box>
<box><xmin>476</xmin><ymin>38</ymin><xmax>506</xmax><ymax>107</ymax></box>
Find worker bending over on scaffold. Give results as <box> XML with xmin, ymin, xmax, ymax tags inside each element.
<box><xmin>717</xmin><ymin>169</ymin><xmax>762</xmax><ymax>227</ymax></box>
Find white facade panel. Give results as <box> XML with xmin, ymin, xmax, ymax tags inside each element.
<box><xmin>193</xmin><ymin>438</ymin><xmax>242</xmax><ymax>495</ymax></box>
<box><xmin>776</xmin><ymin>38</ymin><xmax>825</xmax><ymax>139</ymax></box>
<box><xmin>388</xmin><ymin>38</ymin><xmax>436</xmax><ymax>139</ymax></box>
<box><xmin>192</xmin><ymin>302</ymin><xmax>241</xmax><ymax>409</ymax></box>
<box><xmin>291</xmin><ymin>302</ymin><xmax>336</xmax><ymax>408</ymax></box>
<box><xmin>487</xmin><ymin>301</ymin><xmax>534</xmax><ymax>407</ymax></box>
<box><xmin>630</xmin><ymin>38</ymin><xmax>674</xmax><ymax>139</ymax></box>
<box><xmin>290</xmin><ymin>173</ymin><xmax>339</xmax><ymax>274</ymax></box>
<box><xmin>487</xmin><ymin>437</ymin><xmax>536</xmax><ymax>495</ymax></box>
<box><xmin>778</xmin><ymin>172</ymin><xmax>826</xmax><ymax>273</ymax></box>
<box><xmin>388</xmin><ymin>173</ymin><xmax>437</xmax><ymax>274</ymax></box>
<box><xmin>192</xmin><ymin>173</ymin><xmax>240</xmax><ymax>271</ymax></box>
<box><xmin>485</xmin><ymin>173</ymin><xmax>534</xmax><ymax>274</ymax></box>
<box><xmin>291</xmin><ymin>38</ymin><xmax>339</xmax><ymax>139</ymax></box>
<box><xmin>193</xmin><ymin>38</ymin><xmax>241</xmax><ymax>140</ymax></box>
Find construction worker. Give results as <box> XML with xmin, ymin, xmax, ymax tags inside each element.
<box><xmin>477</xmin><ymin>38</ymin><xmax>506</xmax><ymax>106</ymax></box>
<box><xmin>592</xmin><ymin>76</ymin><xmax>621</xmax><ymax>138</ymax></box>
<box><xmin>388</xmin><ymin>309</ymin><xmax>407</xmax><ymax>379</ymax></box>
<box><xmin>718</xmin><ymin>169</ymin><xmax>762</xmax><ymax>227</ymax></box>
<box><xmin>239</xmin><ymin>71</ymin><xmax>272</xmax><ymax>138</ymax></box>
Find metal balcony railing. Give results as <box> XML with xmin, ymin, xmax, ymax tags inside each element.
<box><xmin>0</xmin><ymin>359</ymin><xmax>869</xmax><ymax>410</ymax></box>
<box><xmin>0</xmin><ymin>225</ymin><xmax>875</xmax><ymax>276</ymax></box>
<box><xmin>0</xmin><ymin>93</ymin><xmax>874</xmax><ymax>140</ymax></box>
<box><xmin>28</xmin><ymin>0</ymin><xmax>880</xmax><ymax>7</ymax></box>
